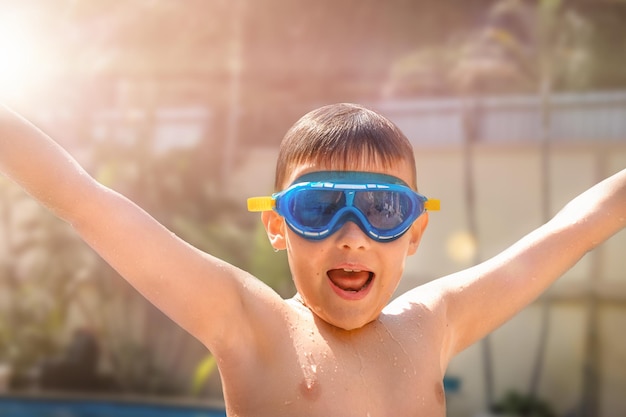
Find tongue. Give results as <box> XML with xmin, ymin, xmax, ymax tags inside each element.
<box><xmin>327</xmin><ymin>269</ymin><xmax>371</xmax><ymax>292</ymax></box>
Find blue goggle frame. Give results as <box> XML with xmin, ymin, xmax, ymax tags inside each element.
<box><xmin>248</xmin><ymin>171</ymin><xmax>439</xmax><ymax>242</ymax></box>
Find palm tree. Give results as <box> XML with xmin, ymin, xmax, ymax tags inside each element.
<box><xmin>386</xmin><ymin>0</ymin><xmax>595</xmax><ymax>412</ymax></box>
<box><xmin>450</xmin><ymin>1</ymin><xmax>594</xmax><ymax>414</ymax></box>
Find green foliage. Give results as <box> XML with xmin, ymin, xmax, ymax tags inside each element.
<box><xmin>490</xmin><ymin>390</ymin><xmax>556</xmax><ymax>417</ymax></box>
<box><xmin>107</xmin><ymin>338</ymin><xmax>180</xmax><ymax>395</ymax></box>
<box><xmin>192</xmin><ymin>354</ymin><xmax>217</xmax><ymax>397</ymax></box>
<box><xmin>0</xmin><ymin>185</ymin><xmax>95</xmax><ymax>386</ymax></box>
<box><xmin>387</xmin><ymin>0</ymin><xmax>607</xmax><ymax>97</ymax></box>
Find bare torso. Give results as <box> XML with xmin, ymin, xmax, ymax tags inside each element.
<box><xmin>218</xmin><ymin>296</ymin><xmax>448</xmax><ymax>417</ymax></box>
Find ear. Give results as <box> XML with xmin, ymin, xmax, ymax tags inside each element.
<box><xmin>407</xmin><ymin>212</ymin><xmax>429</xmax><ymax>256</ymax></box>
<box><xmin>262</xmin><ymin>211</ymin><xmax>287</xmax><ymax>251</ymax></box>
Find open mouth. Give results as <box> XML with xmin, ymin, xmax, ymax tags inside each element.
<box><xmin>327</xmin><ymin>268</ymin><xmax>374</xmax><ymax>297</ymax></box>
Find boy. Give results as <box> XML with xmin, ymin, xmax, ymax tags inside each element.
<box><xmin>0</xmin><ymin>102</ymin><xmax>625</xmax><ymax>417</ymax></box>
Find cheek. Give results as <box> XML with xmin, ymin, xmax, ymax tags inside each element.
<box><xmin>379</xmin><ymin>241</ymin><xmax>411</xmax><ymax>279</ymax></box>
<box><xmin>388</xmin><ymin>233</ymin><xmax>416</xmax><ymax>257</ymax></box>
<box><xmin>285</xmin><ymin>235</ymin><xmax>324</xmax><ymax>271</ymax></box>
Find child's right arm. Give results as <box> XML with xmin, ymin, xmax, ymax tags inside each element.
<box><xmin>0</xmin><ymin>104</ymin><xmax>284</xmax><ymax>357</ymax></box>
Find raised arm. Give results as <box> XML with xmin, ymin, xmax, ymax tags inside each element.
<box><xmin>0</xmin><ymin>104</ymin><xmax>283</xmax><ymax>355</ymax></box>
<box><xmin>416</xmin><ymin>168</ymin><xmax>626</xmax><ymax>365</ymax></box>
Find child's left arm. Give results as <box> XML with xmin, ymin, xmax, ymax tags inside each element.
<box><xmin>430</xmin><ymin>168</ymin><xmax>626</xmax><ymax>363</ymax></box>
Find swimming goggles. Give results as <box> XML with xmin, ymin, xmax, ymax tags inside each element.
<box><xmin>248</xmin><ymin>171</ymin><xmax>439</xmax><ymax>242</ymax></box>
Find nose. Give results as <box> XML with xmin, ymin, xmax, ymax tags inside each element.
<box><xmin>334</xmin><ymin>220</ymin><xmax>371</xmax><ymax>250</ymax></box>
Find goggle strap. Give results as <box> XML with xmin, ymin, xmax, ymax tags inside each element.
<box><xmin>425</xmin><ymin>199</ymin><xmax>441</xmax><ymax>211</ymax></box>
<box><xmin>247</xmin><ymin>196</ymin><xmax>275</xmax><ymax>212</ymax></box>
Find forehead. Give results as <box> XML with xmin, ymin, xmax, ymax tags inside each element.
<box><xmin>282</xmin><ymin>158</ymin><xmax>417</xmax><ymax>190</ymax></box>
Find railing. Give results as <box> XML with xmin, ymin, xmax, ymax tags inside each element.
<box><xmin>376</xmin><ymin>90</ymin><xmax>626</xmax><ymax>146</ymax></box>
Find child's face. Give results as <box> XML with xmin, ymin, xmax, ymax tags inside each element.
<box><xmin>262</xmin><ymin>160</ymin><xmax>429</xmax><ymax>331</ymax></box>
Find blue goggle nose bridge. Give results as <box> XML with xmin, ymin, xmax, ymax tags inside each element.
<box><xmin>334</xmin><ymin>190</ymin><xmax>383</xmax><ymax>230</ymax></box>
<box><xmin>344</xmin><ymin>189</ymin><xmax>356</xmax><ymax>207</ymax></box>
<box><xmin>324</xmin><ymin>190</ymin><xmax>375</xmax><ymax>237</ymax></box>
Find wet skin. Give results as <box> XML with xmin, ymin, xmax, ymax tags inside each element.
<box><xmin>221</xmin><ymin>296</ymin><xmax>449</xmax><ymax>417</ymax></box>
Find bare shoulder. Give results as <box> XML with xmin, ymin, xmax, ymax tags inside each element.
<box><xmin>387</xmin><ymin>278</ymin><xmax>451</xmax><ymax>319</ymax></box>
<box><xmin>388</xmin><ymin>271</ymin><xmax>485</xmax><ymax>366</ymax></box>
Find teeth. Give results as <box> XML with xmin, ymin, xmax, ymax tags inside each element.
<box><xmin>343</xmin><ymin>268</ymin><xmax>362</xmax><ymax>273</ymax></box>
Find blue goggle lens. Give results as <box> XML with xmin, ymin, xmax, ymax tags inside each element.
<box><xmin>354</xmin><ymin>190</ymin><xmax>413</xmax><ymax>230</ymax></box>
<box><xmin>289</xmin><ymin>189</ymin><xmax>346</xmax><ymax>228</ymax></box>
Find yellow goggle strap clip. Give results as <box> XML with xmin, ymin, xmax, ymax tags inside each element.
<box><xmin>425</xmin><ymin>199</ymin><xmax>440</xmax><ymax>211</ymax></box>
<box><xmin>247</xmin><ymin>196</ymin><xmax>276</xmax><ymax>212</ymax></box>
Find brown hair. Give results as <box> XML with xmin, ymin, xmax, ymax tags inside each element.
<box><xmin>274</xmin><ymin>103</ymin><xmax>417</xmax><ymax>190</ymax></box>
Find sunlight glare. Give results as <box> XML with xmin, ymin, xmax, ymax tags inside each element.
<box><xmin>0</xmin><ymin>11</ymin><xmax>53</xmax><ymax>100</ymax></box>
<box><xmin>446</xmin><ymin>230</ymin><xmax>477</xmax><ymax>264</ymax></box>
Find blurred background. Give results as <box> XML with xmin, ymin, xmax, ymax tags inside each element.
<box><xmin>0</xmin><ymin>0</ymin><xmax>625</xmax><ymax>416</ymax></box>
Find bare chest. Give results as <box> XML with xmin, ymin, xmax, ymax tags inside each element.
<box><xmin>226</xmin><ymin>316</ymin><xmax>447</xmax><ymax>417</ymax></box>
<box><xmin>285</xmin><ymin>342</ymin><xmax>446</xmax><ymax>417</ymax></box>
